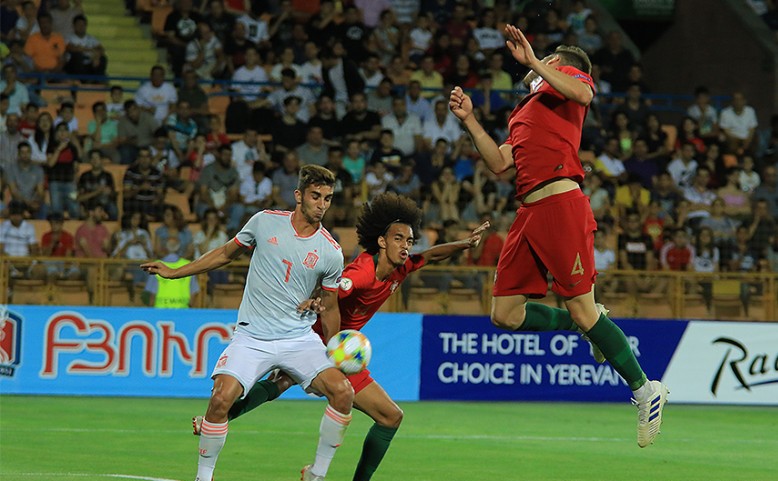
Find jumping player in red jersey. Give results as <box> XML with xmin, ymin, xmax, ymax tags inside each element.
<box><xmin>449</xmin><ymin>24</ymin><xmax>669</xmax><ymax>448</ymax></box>
<box><xmin>193</xmin><ymin>192</ymin><xmax>488</xmax><ymax>481</ymax></box>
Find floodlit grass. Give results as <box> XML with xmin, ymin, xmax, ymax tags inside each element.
<box><xmin>1</xmin><ymin>396</ymin><xmax>776</xmax><ymax>481</ymax></box>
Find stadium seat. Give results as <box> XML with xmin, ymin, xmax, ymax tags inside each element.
<box><xmin>212</xmin><ymin>283</ymin><xmax>244</xmax><ymax>309</ymax></box>
<box><xmin>207</xmin><ymin>95</ymin><xmax>230</xmax><ymax>116</ymax></box>
<box><xmin>151</xmin><ymin>5</ymin><xmax>173</xmax><ymax>39</ymax></box>
<box><xmin>51</xmin><ymin>279</ymin><xmax>90</xmax><ymax>306</ymax></box>
<box><xmin>11</xmin><ymin>279</ymin><xmax>48</xmax><ymax>304</ymax></box>
<box><xmin>446</xmin><ymin>287</ymin><xmax>485</xmax><ymax>315</ymax></box>
<box><xmin>165</xmin><ymin>189</ymin><xmax>196</xmax><ymax>222</ymax></box>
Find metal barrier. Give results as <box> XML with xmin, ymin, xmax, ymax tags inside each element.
<box><xmin>2</xmin><ymin>257</ymin><xmax>775</xmax><ymax>320</ymax></box>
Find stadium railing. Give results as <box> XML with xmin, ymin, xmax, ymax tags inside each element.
<box><xmin>2</xmin><ymin>257</ymin><xmax>775</xmax><ymax>321</ymax></box>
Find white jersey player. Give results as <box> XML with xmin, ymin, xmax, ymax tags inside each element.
<box><xmin>142</xmin><ymin>165</ymin><xmax>353</xmax><ymax>481</ymax></box>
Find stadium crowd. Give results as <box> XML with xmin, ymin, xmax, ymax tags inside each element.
<box><xmin>1</xmin><ymin>0</ymin><xmax>778</xmax><ymax>308</ymax></box>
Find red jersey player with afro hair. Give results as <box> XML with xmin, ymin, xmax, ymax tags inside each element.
<box><xmin>194</xmin><ymin>192</ymin><xmax>488</xmax><ymax>481</ymax></box>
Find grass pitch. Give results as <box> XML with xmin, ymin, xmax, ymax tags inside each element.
<box><xmin>0</xmin><ymin>395</ymin><xmax>775</xmax><ymax>481</ymax></box>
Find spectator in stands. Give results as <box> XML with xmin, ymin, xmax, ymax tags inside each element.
<box><xmin>698</xmin><ymin>142</ymin><xmax>725</xmax><ymax>188</ymax></box>
<box><xmin>4</xmin><ymin>39</ymin><xmax>37</xmax><ymax>89</ymax></box>
<box><xmin>117</xmin><ymin>99</ymin><xmax>159</xmax><ymax>164</ymax></box>
<box><xmin>112</xmin><ymin>210</ymin><xmax>153</xmax><ymax>283</ymax></box>
<box><xmin>687</xmin><ymin>86</ymin><xmax>719</xmax><ymax>142</ymax></box>
<box><xmin>365</xmin><ymin>160</ymin><xmax>393</xmax><ymax>201</ymax></box>
<box><xmin>236</xmin><ymin>1</ymin><xmax>272</xmax><ymax>46</ymax></box>
<box><xmin>692</xmin><ymin>227</ymin><xmax>720</xmax><ymax>310</ymax></box>
<box><xmin>592</xmin><ymin>227</ymin><xmax>616</xmax><ymax>299</ymax></box>
<box><xmin>6</xmin><ymin>140</ymin><xmax>45</xmax><ymax>218</ymax></box>
<box><xmin>24</xmin><ymin>13</ymin><xmax>66</xmax><ymax>73</ymax></box>
<box><xmin>753</xmin><ymin>164</ymin><xmax>778</xmax><ymax>218</ymax></box>
<box><xmin>675</xmin><ymin>116</ymin><xmax>705</xmax><ymax>154</ymax></box>
<box><xmin>308</xmin><ymin>0</ymin><xmax>337</xmax><ymax>46</ymax></box>
<box><xmin>577</xmin><ymin>15</ymin><xmax>602</xmax><ymax>55</ymax></box>
<box><xmin>385</xmin><ymin>53</ymin><xmax>412</xmax><ymax>88</ymax></box>
<box><xmin>40</xmin><ymin>210</ymin><xmax>80</xmax><ymax>279</ymax></box>
<box><xmin>641</xmin><ymin>113</ymin><xmax>670</xmax><ymax>162</ymax></box>
<box><xmin>271</xmin><ymin>150</ymin><xmax>299</xmax><ymax>210</ymax></box>
<box><xmin>85</xmin><ymin>101</ymin><xmax>119</xmax><ymax>162</ymax></box>
<box><xmin>716</xmin><ymin>169</ymin><xmax>751</xmax><ymax>221</ymax></box>
<box><xmin>335</xmin><ymin>5</ymin><xmax>369</xmax><ymax>62</ymax></box>
<box><xmin>738</xmin><ymin>154</ymin><xmax>760</xmax><ymax>194</ymax></box>
<box><xmin>64</xmin><ymin>14</ymin><xmax>106</xmax><ymax>77</ymax></box>
<box><xmin>608</xmin><ymin>111</ymin><xmax>636</xmax><ymax>160</ymax></box>
<box><xmin>422</xmin><ymin>100</ymin><xmax>461</xmax><ymax>150</ymax></box>
<box><xmin>405</xmin><ymin>80</ymin><xmax>433</xmax><ymax>123</ymax></box>
<box><xmin>340</xmin><ymin>91</ymin><xmax>382</xmax><ymax>144</ymax></box>
<box><xmin>299</xmin><ymin>40</ymin><xmax>323</xmax><ymax>84</ymax></box>
<box><xmin>623</xmin><ymin>138</ymin><xmax>658</xmax><ymax>189</ymax></box>
<box><xmin>618</xmin><ymin>211</ymin><xmax>659</xmax><ymax>304</ymax></box>
<box><xmin>582</xmin><ymin>171</ymin><xmax>611</xmax><ymax>224</ymax></box>
<box><xmin>594</xmin><ymin>137</ymin><xmax>627</xmax><ymax>185</ymax></box>
<box><xmin>206</xmin><ymin>0</ymin><xmax>236</xmax><ymax>45</ymax></box>
<box><xmin>50</xmin><ymin>0</ymin><xmax>82</xmax><ymax>38</ymax></box>
<box><xmin>165</xmin><ymin>99</ymin><xmax>199</xmax><ymax>162</ymax></box>
<box><xmin>295</xmin><ymin>125</ymin><xmax>328</xmax><ymax>167</ymax></box>
<box><xmin>460</xmin><ymin>159</ymin><xmax>501</xmax><ymax>224</ymax></box>
<box><xmin>0</xmin><ymin>65</ymin><xmax>29</xmax><ymax>115</ymax></box>
<box><xmin>447</xmin><ymin>54</ymin><xmax>478</xmax><ymax>89</ymax></box>
<box><xmin>410</xmin><ymin>55</ymin><xmax>443</xmax><ymax>100</ymax></box>
<box><xmin>269</xmin><ymin>46</ymin><xmax>303</xmax><ymax>82</ymax></box>
<box><xmin>321</xmin><ymin>146</ymin><xmax>354</xmax><ymax>226</ymax></box>
<box><xmin>185</xmin><ymin>132</ymin><xmax>214</xmax><ymax>183</ymax></box>
<box><xmin>618</xmin><ymin>83</ymin><xmax>650</xmax><ymax>132</ymax></box>
<box><xmin>370</xmin><ymin>129</ymin><xmax>404</xmax><ymax>175</ymax></box>
<box><xmin>408</xmin><ymin>13</ymin><xmax>433</xmax><ymax>64</ymax></box>
<box><xmin>205</xmin><ymin>114</ymin><xmax>229</xmax><ymax>151</ymax></box>
<box><xmin>75</xmin><ymin>203</ymin><xmax>110</xmax><ymax>257</ymax></box>
<box><xmin>592</xmin><ymin>30</ymin><xmax>634</xmax><ymax>92</ymax></box>
<box><xmin>659</xmin><ymin>228</ymin><xmax>694</xmax><ymax>272</ymax></box>
<box><xmin>667</xmin><ymin>142</ymin><xmax>699</xmax><ymax>189</ymax></box>
<box><xmin>615</xmin><ymin>173</ymin><xmax>650</xmax><ymax>219</ymax></box>
<box><xmin>193</xmin><ymin>207</ymin><xmax>228</xmax><ymax>259</ymax></box>
<box><xmin>308</xmin><ymin>93</ymin><xmax>342</xmax><ymax>143</ymax></box>
<box><xmin>106</xmin><ymin>85</ymin><xmax>125</xmax><ymax>119</ymax></box>
<box><xmin>388</xmin><ymin>161</ymin><xmax>422</xmax><ymax>204</ymax></box>
<box><xmin>223</xmin><ymin>20</ymin><xmax>250</xmax><ymax>73</ymax></box>
<box><xmin>321</xmin><ymin>44</ymin><xmax>365</xmax><ymax>117</ymax></box>
<box><xmin>228</xmin><ymin>46</ymin><xmax>272</xmax><ymax>131</ymax></box>
<box><xmin>28</xmin><ymin>111</ymin><xmax>55</xmax><ymax>165</ymax></box>
<box><xmin>381</xmin><ymin>95</ymin><xmax>423</xmax><ymax>157</ymax></box>
<box><xmin>239</xmin><ymin>161</ymin><xmax>273</xmax><ymax>215</ymax></box>
<box><xmin>0</xmin><ymin>200</ymin><xmax>41</xmax><ymax>277</ymax></box>
<box><xmin>163</xmin><ymin>0</ymin><xmax>203</xmax><ymax>76</ymax></box>
<box><xmin>76</xmin><ymin>149</ymin><xmax>117</xmax><ymax>220</ymax></box>
<box><xmin>55</xmin><ymin>101</ymin><xmax>78</xmax><ymax>133</ymax></box>
<box><xmin>358</xmin><ymin>53</ymin><xmax>385</xmax><ymax>90</ymax></box>
<box><xmin>18</xmin><ymin>103</ymin><xmax>37</xmax><ymax>138</ymax></box>
<box><xmin>185</xmin><ymin>21</ymin><xmax>226</xmax><ymax>80</ymax></box>
<box><xmin>154</xmin><ymin>204</ymin><xmax>194</xmax><ymax>259</ymax></box>
<box><xmin>728</xmin><ymin>225</ymin><xmax>760</xmax><ymax>316</ymax></box>
<box><xmin>135</xmin><ymin>65</ymin><xmax>178</xmax><ymax>123</ymax></box>
<box><xmin>430</xmin><ymin>166</ymin><xmax>459</xmax><ymax>224</ymax></box>
<box><xmin>12</xmin><ymin>1</ymin><xmax>38</xmax><ymax>42</ymax></box>
<box><xmin>719</xmin><ymin>91</ymin><xmax>758</xmax><ymax>156</ymax></box>
<box><xmin>143</xmin><ymin>232</ymin><xmax>200</xmax><ymax>308</ymax></box>
<box><xmin>748</xmin><ymin>198</ymin><xmax>776</xmax><ymax>255</ymax></box>
<box><xmin>267</xmin><ymin>68</ymin><xmax>316</xmax><ymax>122</ymax></box>
<box><xmin>270</xmin><ymin>96</ymin><xmax>307</xmax><ymax>153</ymax></box>
<box><xmin>196</xmin><ymin>144</ymin><xmax>241</xmax><ymax>232</ymax></box>
<box><xmin>683</xmin><ymin>166</ymin><xmax>717</xmax><ymax>226</ymax></box>
<box><xmin>0</xmin><ymin>113</ymin><xmax>23</xmax><ymax>170</ymax></box>
<box><xmin>46</xmin><ymin>121</ymin><xmax>81</xmax><ymax>219</ymax></box>
<box><xmin>230</xmin><ymin>127</ymin><xmax>266</xmax><ymax>178</ymax></box>
<box><xmin>699</xmin><ymin>197</ymin><xmax>738</xmax><ymax>252</ymax></box>
<box><xmin>176</xmin><ymin>71</ymin><xmax>209</xmax><ymax>130</ymax></box>
<box><xmin>123</xmin><ymin>146</ymin><xmax>165</xmax><ymax>220</ymax></box>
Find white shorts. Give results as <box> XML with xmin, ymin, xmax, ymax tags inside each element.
<box><xmin>211</xmin><ymin>330</ymin><xmax>333</xmax><ymax>397</ymax></box>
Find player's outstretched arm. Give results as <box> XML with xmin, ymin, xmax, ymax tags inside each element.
<box><xmin>449</xmin><ymin>86</ymin><xmax>512</xmax><ymax>174</ymax></box>
<box><xmin>420</xmin><ymin>221</ymin><xmax>489</xmax><ymax>263</ymax></box>
<box><xmin>504</xmin><ymin>24</ymin><xmax>593</xmax><ymax>106</ymax></box>
<box><xmin>140</xmin><ymin>239</ymin><xmax>248</xmax><ymax>279</ymax></box>
<box><xmin>318</xmin><ymin>288</ymin><xmax>341</xmax><ymax>342</ymax></box>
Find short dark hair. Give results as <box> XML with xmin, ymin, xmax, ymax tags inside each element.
<box><xmin>356</xmin><ymin>192</ymin><xmax>422</xmax><ymax>254</ymax></box>
<box><xmin>73</xmin><ymin>14</ymin><xmax>87</xmax><ymax>24</ymax></box>
<box><xmin>554</xmin><ymin>45</ymin><xmax>592</xmax><ymax>74</ymax></box>
<box><xmin>297</xmin><ymin>165</ymin><xmax>336</xmax><ymax>193</ymax></box>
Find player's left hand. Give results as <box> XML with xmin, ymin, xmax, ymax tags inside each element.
<box><xmin>504</xmin><ymin>24</ymin><xmax>538</xmax><ymax>68</ymax></box>
<box><xmin>297</xmin><ymin>297</ymin><xmax>325</xmax><ymax>314</ymax></box>
<box><xmin>467</xmin><ymin>221</ymin><xmax>490</xmax><ymax>248</ymax></box>
<box><xmin>140</xmin><ymin>261</ymin><xmax>176</xmax><ymax>279</ymax></box>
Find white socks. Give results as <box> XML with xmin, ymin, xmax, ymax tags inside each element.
<box><xmin>195</xmin><ymin>419</ymin><xmax>228</xmax><ymax>481</ymax></box>
<box><xmin>310</xmin><ymin>405</ymin><xmax>352</xmax><ymax>477</ymax></box>
<box><xmin>632</xmin><ymin>380</ymin><xmax>653</xmax><ymax>402</ymax></box>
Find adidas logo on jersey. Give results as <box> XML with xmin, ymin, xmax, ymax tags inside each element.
<box><xmin>267</xmin><ymin>237</ymin><xmax>278</xmax><ymax>245</ymax></box>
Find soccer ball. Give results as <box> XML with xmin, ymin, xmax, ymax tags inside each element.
<box><xmin>326</xmin><ymin>329</ymin><xmax>372</xmax><ymax>374</ymax></box>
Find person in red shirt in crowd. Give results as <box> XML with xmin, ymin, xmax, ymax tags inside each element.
<box><xmin>468</xmin><ymin>214</ymin><xmax>504</xmax><ymax>266</ymax></box>
<box><xmin>192</xmin><ymin>192</ymin><xmax>488</xmax><ymax>481</ymax></box>
<box><xmin>449</xmin><ymin>24</ymin><xmax>668</xmax><ymax>448</ymax></box>
<box><xmin>659</xmin><ymin>228</ymin><xmax>695</xmax><ymax>271</ymax></box>
<box><xmin>41</xmin><ymin>211</ymin><xmax>80</xmax><ymax>280</ymax></box>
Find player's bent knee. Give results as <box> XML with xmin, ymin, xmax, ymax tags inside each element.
<box><xmin>384</xmin><ymin>405</ymin><xmax>404</xmax><ymax>428</ymax></box>
<box><xmin>490</xmin><ymin>311</ymin><xmax>522</xmax><ymax>330</ymax></box>
<box><xmin>207</xmin><ymin>390</ymin><xmax>237</xmax><ymax>419</ymax></box>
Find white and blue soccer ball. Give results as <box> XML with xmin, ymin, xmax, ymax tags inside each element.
<box><xmin>326</xmin><ymin>329</ymin><xmax>372</xmax><ymax>374</ymax></box>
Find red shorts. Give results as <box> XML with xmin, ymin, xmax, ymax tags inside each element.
<box><xmin>346</xmin><ymin>368</ymin><xmax>374</xmax><ymax>394</ymax></box>
<box><xmin>494</xmin><ymin>188</ymin><xmax>597</xmax><ymax>298</ymax></box>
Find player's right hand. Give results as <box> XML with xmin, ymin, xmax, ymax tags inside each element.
<box><xmin>449</xmin><ymin>86</ymin><xmax>473</xmax><ymax>121</ymax></box>
<box><xmin>297</xmin><ymin>297</ymin><xmax>326</xmax><ymax>314</ymax></box>
<box><xmin>140</xmin><ymin>261</ymin><xmax>176</xmax><ymax>279</ymax></box>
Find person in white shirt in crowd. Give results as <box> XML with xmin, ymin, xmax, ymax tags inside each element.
<box><xmin>421</xmin><ymin>99</ymin><xmax>462</xmax><ymax>150</ymax></box>
<box><xmin>134</xmin><ymin>65</ymin><xmax>178</xmax><ymax>123</ymax></box>
<box><xmin>381</xmin><ymin>95</ymin><xmax>423</xmax><ymax>156</ymax></box>
<box><xmin>267</xmin><ymin>68</ymin><xmax>316</xmax><ymax>122</ymax></box>
<box><xmin>0</xmin><ymin>200</ymin><xmax>43</xmax><ymax>279</ymax></box>
<box><xmin>594</xmin><ymin>137</ymin><xmax>627</xmax><ymax>185</ymax></box>
<box><xmin>739</xmin><ymin>154</ymin><xmax>761</xmax><ymax>194</ymax></box>
<box><xmin>667</xmin><ymin>141</ymin><xmax>699</xmax><ymax>189</ymax></box>
<box><xmin>239</xmin><ymin>162</ymin><xmax>274</xmax><ymax>216</ymax></box>
<box><xmin>408</xmin><ymin>13</ymin><xmax>433</xmax><ymax>64</ymax></box>
<box><xmin>231</xmin><ymin>46</ymin><xmax>269</xmax><ymax>103</ymax></box>
<box><xmin>237</xmin><ymin>4</ymin><xmax>270</xmax><ymax>45</ymax></box>
<box><xmin>269</xmin><ymin>46</ymin><xmax>303</xmax><ymax>82</ymax></box>
<box><xmin>299</xmin><ymin>40</ymin><xmax>323</xmax><ymax>84</ymax></box>
<box><xmin>719</xmin><ymin>90</ymin><xmax>759</xmax><ymax>155</ymax></box>
<box><xmin>359</xmin><ymin>53</ymin><xmax>385</xmax><ymax>89</ymax></box>
<box><xmin>231</xmin><ymin>127</ymin><xmax>269</xmax><ymax>179</ymax></box>
<box><xmin>686</xmin><ymin>86</ymin><xmax>719</xmax><ymax>141</ymax></box>
<box><xmin>185</xmin><ymin>21</ymin><xmax>225</xmax><ymax>80</ymax></box>
<box><xmin>64</xmin><ymin>14</ymin><xmax>106</xmax><ymax>77</ymax></box>
<box><xmin>0</xmin><ymin>65</ymin><xmax>29</xmax><ymax>115</ymax></box>
<box><xmin>682</xmin><ymin>165</ymin><xmax>717</xmax><ymax>224</ymax></box>
<box><xmin>295</xmin><ymin>126</ymin><xmax>329</xmax><ymax>167</ymax></box>
<box><xmin>472</xmin><ymin>8</ymin><xmax>504</xmax><ymax>53</ymax></box>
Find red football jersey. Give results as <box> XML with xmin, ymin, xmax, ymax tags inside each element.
<box><xmin>313</xmin><ymin>252</ymin><xmax>426</xmax><ymax>335</ymax></box>
<box><xmin>505</xmin><ymin>65</ymin><xmax>595</xmax><ymax>198</ymax></box>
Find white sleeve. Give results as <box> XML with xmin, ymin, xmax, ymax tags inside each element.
<box><xmin>321</xmin><ymin>250</ymin><xmax>344</xmax><ymax>291</ymax></box>
<box><xmin>234</xmin><ymin>211</ymin><xmax>263</xmax><ymax>247</ymax></box>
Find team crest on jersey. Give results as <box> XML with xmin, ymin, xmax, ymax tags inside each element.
<box><xmin>389</xmin><ymin>281</ymin><xmax>399</xmax><ymax>293</ymax></box>
<box><xmin>303</xmin><ymin>251</ymin><xmax>320</xmax><ymax>269</ymax></box>
<box><xmin>0</xmin><ymin>306</ymin><xmax>23</xmax><ymax>377</ymax></box>
<box><xmin>339</xmin><ymin>278</ymin><xmax>353</xmax><ymax>291</ymax></box>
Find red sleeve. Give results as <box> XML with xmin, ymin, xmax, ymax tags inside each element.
<box><xmin>557</xmin><ymin>65</ymin><xmax>596</xmax><ymax>93</ymax></box>
<box><xmin>397</xmin><ymin>254</ymin><xmax>426</xmax><ymax>277</ymax></box>
<box><xmin>41</xmin><ymin>232</ymin><xmax>51</xmax><ymax>248</ymax></box>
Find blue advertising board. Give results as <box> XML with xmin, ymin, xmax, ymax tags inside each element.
<box><xmin>0</xmin><ymin>306</ymin><xmax>423</xmax><ymax>401</ymax></box>
<box><xmin>419</xmin><ymin>315</ymin><xmax>687</xmax><ymax>402</ymax></box>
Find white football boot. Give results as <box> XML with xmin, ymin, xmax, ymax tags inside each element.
<box><xmin>301</xmin><ymin>465</ymin><xmax>325</xmax><ymax>481</ymax></box>
<box><xmin>633</xmin><ymin>380</ymin><xmax>670</xmax><ymax>447</ymax></box>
